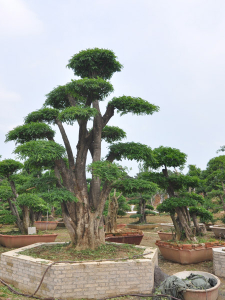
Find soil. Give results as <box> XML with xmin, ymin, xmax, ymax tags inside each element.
<box><xmin>0</xmin><ymin>213</ymin><xmax>225</xmax><ymax>299</ymax></box>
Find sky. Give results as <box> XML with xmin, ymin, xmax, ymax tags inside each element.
<box><xmin>0</xmin><ymin>0</ymin><xmax>225</xmax><ymax>176</ymax></box>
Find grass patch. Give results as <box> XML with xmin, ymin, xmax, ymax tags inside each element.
<box><xmin>20</xmin><ymin>243</ymin><xmax>145</xmax><ymax>262</ymax></box>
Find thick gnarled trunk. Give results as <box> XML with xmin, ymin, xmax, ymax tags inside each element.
<box><xmin>61</xmin><ymin>201</ymin><xmax>105</xmax><ymax>250</ymax></box>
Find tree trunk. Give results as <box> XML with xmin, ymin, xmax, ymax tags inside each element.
<box><xmin>22</xmin><ymin>206</ymin><xmax>30</xmax><ymax>234</ymax></box>
<box><xmin>175</xmin><ymin>207</ymin><xmax>197</xmax><ymax>242</ymax></box>
<box><xmin>7</xmin><ymin>198</ymin><xmax>25</xmax><ymax>234</ymax></box>
<box><xmin>139</xmin><ymin>196</ymin><xmax>146</xmax><ymax>223</ymax></box>
<box><xmin>192</xmin><ymin>213</ymin><xmax>201</xmax><ymax>235</ymax></box>
<box><xmin>105</xmin><ymin>190</ymin><xmax>120</xmax><ymax>233</ymax></box>
<box><xmin>170</xmin><ymin>213</ymin><xmax>182</xmax><ymax>240</ymax></box>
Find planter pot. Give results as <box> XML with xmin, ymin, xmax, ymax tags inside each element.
<box><xmin>127</xmin><ymin>224</ymin><xmax>157</xmax><ymax>230</ymax></box>
<box><xmin>105</xmin><ymin>232</ymin><xmax>144</xmax><ymax>245</ymax></box>
<box><xmin>34</xmin><ymin>221</ymin><xmax>58</xmax><ymax>230</ymax></box>
<box><xmin>156</xmin><ymin>240</ymin><xmax>223</xmax><ymax>264</ymax></box>
<box><xmin>117</xmin><ymin>224</ymin><xmax>126</xmax><ymax>229</ymax></box>
<box><xmin>210</xmin><ymin>226</ymin><xmax>225</xmax><ymax>238</ymax></box>
<box><xmin>174</xmin><ymin>271</ymin><xmax>220</xmax><ymax>300</ymax></box>
<box><xmin>157</xmin><ymin>231</ymin><xmax>175</xmax><ymax>241</ymax></box>
<box><xmin>0</xmin><ymin>234</ymin><xmax>57</xmax><ymax>248</ymax></box>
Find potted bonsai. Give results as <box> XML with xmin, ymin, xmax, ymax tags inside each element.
<box><xmin>141</xmin><ymin>146</ymin><xmax>220</xmax><ymax>263</ymax></box>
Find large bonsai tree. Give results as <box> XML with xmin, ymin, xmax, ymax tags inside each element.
<box><xmin>6</xmin><ymin>48</ymin><xmax>159</xmax><ymax>249</ymax></box>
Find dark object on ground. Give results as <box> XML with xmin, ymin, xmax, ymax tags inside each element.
<box><xmin>154</xmin><ymin>265</ymin><xmax>169</xmax><ymax>291</ymax></box>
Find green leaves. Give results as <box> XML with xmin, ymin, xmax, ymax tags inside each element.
<box><xmin>14</xmin><ymin>140</ymin><xmax>66</xmax><ymax>168</ymax></box>
<box><xmin>102</xmin><ymin>126</ymin><xmax>126</xmax><ymax>143</ymax></box>
<box><xmin>66</xmin><ymin>78</ymin><xmax>114</xmax><ymax>101</ymax></box>
<box><xmin>113</xmin><ymin>178</ymin><xmax>158</xmax><ymax>194</ymax></box>
<box><xmin>40</xmin><ymin>188</ymin><xmax>78</xmax><ymax>203</ymax></box>
<box><xmin>67</xmin><ymin>48</ymin><xmax>123</xmax><ymax>79</ymax></box>
<box><xmin>58</xmin><ymin>106</ymin><xmax>99</xmax><ymax>125</ymax></box>
<box><xmin>0</xmin><ymin>159</ymin><xmax>23</xmax><ymax>177</ymax></box>
<box><xmin>108</xmin><ymin>96</ymin><xmax>159</xmax><ymax>116</ymax></box>
<box><xmin>17</xmin><ymin>194</ymin><xmax>48</xmax><ymax>213</ymax></box>
<box><xmin>87</xmin><ymin>161</ymin><xmax>126</xmax><ymax>182</ymax></box>
<box><xmin>5</xmin><ymin>123</ymin><xmax>55</xmax><ymax>144</ymax></box>
<box><xmin>147</xmin><ymin>146</ymin><xmax>187</xmax><ymax>169</ymax></box>
<box><xmin>189</xmin><ymin>206</ymin><xmax>213</xmax><ymax>222</ymax></box>
<box><xmin>25</xmin><ymin>108</ymin><xmax>59</xmax><ymax>125</ymax></box>
<box><xmin>107</xmin><ymin>142</ymin><xmax>154</xmax><ymax>163</ymax></box>
<box><xmin>45</xmin><ymin>85</ymin><xmax>71</xmax><ymax>109</ymax></box>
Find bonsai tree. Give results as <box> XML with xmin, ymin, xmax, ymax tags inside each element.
<box><xmin>142</xmin><ymin>146</ymin><xmax>204</xmax><ymax>241</ymax></box>
<box><xmin>6</xmin><ymin>48</ymin><xmax>159</xmax><ymax>249</ymax></box>
<box><xmin>0</xmin><ymin>159</ymin><xmax>56</xmax><ymax>233</ymax></box>
<box><xmin>205</xmin><ymin>155</ymin><xmax>225</xmax><ymax>211</ymax></box>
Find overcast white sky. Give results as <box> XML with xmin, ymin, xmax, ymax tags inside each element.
<box><xmin>0</xmin><ymin>0</ymin><xmax>225</xmax><ymax>176</ymax></box>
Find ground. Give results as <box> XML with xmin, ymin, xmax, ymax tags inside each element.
<box><xmin>0</xmin><ymin>213</ymin><xmax>224</xmax><ymax>299</ymax></box>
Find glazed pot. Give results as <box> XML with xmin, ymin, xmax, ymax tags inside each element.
<box><xmin>174</xmin><ymin>271</ymin><xmax>220</xmax><ymax>300</ymax></box>
<box><xmin>34</xmin><ymin>221</ymin><xmax>58</xmax><ymax>230</ymax></box>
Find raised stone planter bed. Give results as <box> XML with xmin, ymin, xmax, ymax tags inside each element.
<box><xmin>34</xmin><ymin>221</ymin><xmax>58</xmax><ymax>230</ymax></box>
<box><xmin>213</xmin><ymin>247</ymin><xmax>225</xmax><ymax>277</ymax></box>
<box><xmin>156</xmin><ymin>240</ymin><xmax>225</xmax><ymax>264</ymax></box>
<box><xmin>0</xmin><ymin>234</ymin><xmax>57</xmax><ymax>248</ymax></box>
<box><xmin>0</xmin><ymin>242</ymin><xmax>158</xmax><ymax>299</ymax></box>
<box><xmin>127</xmin><ymin>224</ymin><xmax>157</xmax><ymax>230</ymax></box>
<box><xmin>174</xmin><ymin>271</ymin><xmax>220</xmax><ymax>300</ymax></box>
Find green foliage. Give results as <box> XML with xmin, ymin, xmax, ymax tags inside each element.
<box><xmin>108</xmin><ymin>96</ymin><xmax>159</xmax><ymax>116</ymax></box>
<box><xmin>102</xmin><ymin>126</ymin><xmax>126</xmax><ymax>143</ymax></box>
<box><xmin>17</xmin><ymin>194</ymin><xmax>48</xmax><ymax>212</ymax></box>
<box><xmin>141</xmin><ymin>172</ymin><xmax>199</xmax><ymax>191</ymax></box>
<box><xmin>157</xmin><ymin>195</ymin><xmax>202</xmax><ymax>214</ymax></box>
<box><xmin>113</xmin><ymin>178</ymin><xmax>158</xmax><ymax>194</ymax></box>
<box><xmin>39</xmin><ymin>188</ymin><xmax>78</xmax><ymax>203</ymax></box>
<box><xmin>58</xmin><ymin>106</ymin><xmax>99</xmax><ymax>125</ymax></box>
<box><xmin>25</xmin><ymin>108</ymin><xmax>59</xmax><ymax>125</ymax></box>
<box><xmin>45</xmin><ymin>85</ymin><xmax>71</xmax><ymax>109</ymax></box>
<box><xmin>0</xmin><ymin>159</ymin><xmax>23</xmax><ymax>177</ymax></box>
<box><xmin>0</xmin><ymin>186</ymin><xmax>14</xmax><ymax>200</ymax></box>
<box><xmin>107</xmin><ymin>142</ymin><xmax>154</xmax><ymax>163</ymax></box>
<box><xmin>5</xmin><ymin>123</ymin><xmax>55</xmax><ymax>144</ymax></box>
<box><xmin>189</xmin><ymin>206</ymin><xmax>214</xmax><ymax>223</ymax></box>
<box><xmin>67</xmin><ymin>48</ymin><xmax>123</xmax><ymax>80</ymax></box>
<box><xmin>14</xmin><ymin>140</ymin><xmax>66</xmax><ymax>168</ymax></box>
<box><xmin>88</xmin><ymin>161</ymin><xmax>127</xmax><ymax>182</ymax></box>
<box><xmin>147</xmin><ymin>146</ymin><xmax>187</xmax><ymax>169</ymax></box>
<box><xmin>0</xmin><ymin>210</ymin><xmax>16</xmax><ymax>224</ymax></box>
<box><xmin>66</xmin><ymin>78</ymin><xmax>114</xmax><ymax>101</ymax></box>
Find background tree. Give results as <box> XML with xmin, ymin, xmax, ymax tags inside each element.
<box><xmin>6</xmin><ymin>48</ymin><xmax>159</xmax><ymax>249</ymax></box>
<box><xmin>142</xmin><ymin>146</ymin><xmax>203</xmax><ymax>241</ymax></box>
